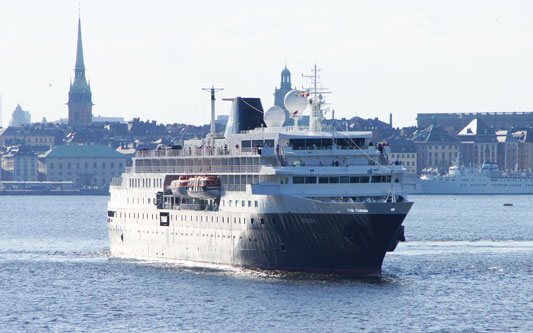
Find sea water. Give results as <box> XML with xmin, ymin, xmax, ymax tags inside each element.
<box><xmin>0</xmin><ymin>195</ymin><xmax>532</xmax><ymax>332</ymax></box>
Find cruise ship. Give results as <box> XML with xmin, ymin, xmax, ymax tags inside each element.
<box><xmin>107</xmin><ymin>71</ymin><xmax>413</xmax><ymax>276</ymax></box>
<box><xmin>417</xmin><ymin>157</ymin><xmax>533</xmax><ymax>194</ymax></box>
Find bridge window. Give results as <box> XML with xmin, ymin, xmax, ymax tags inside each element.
<box><xmin>293</xmin><ymin>177</ymin><xmax>305</xmax><ymax>184</ymax></box>
<box><xmin>305</xmin><ymin>176</ymin><xmax>316</xmax><ymax>184</ymax></box>
<box><xmin>329</xmin><ymin>177</ymin><xmax>339</xmax><ymax>184</ymax></box>
<box><xmin>319</xmin><ymin>177</ymin><xmax>329</xmax><ymax>184</ymax></box>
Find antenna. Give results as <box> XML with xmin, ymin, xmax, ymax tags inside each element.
<box><xmin>302</xmin><ymin>64</ymin><xmax>322</xmax><ymax>100</ymax></box>
<box><xmin>202</xmin><ymin>85</ymin><xmax>224</xmax><ymax>136</ymax></box>
<box><xmin>302</xmin><ymin>64</ymin><xmax>330</xmax><ymax>132</ymax></box>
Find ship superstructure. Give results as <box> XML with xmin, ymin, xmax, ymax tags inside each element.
<box><xmin>417</xmin><ymin>156</ymin><xmax>533</xmax><ymax>194</ymax></box>
<box><xmin>107</xmin><ymin>68</ymin><xmax>413</xmax><ymax>275</ymax></box>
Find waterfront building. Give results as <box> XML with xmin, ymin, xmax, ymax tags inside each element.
<box><xmin>0</xmin><ymin>126</ymin><xmax>62</xmax><ymax>153</ymax></box>
<box><xmin>417</xmin><ymin>112</ymin><xmax>533</xmax><ymax>135</ymax></box>
<box><xmin>512</xmin><ymin>129</ymin><xmax>533</xmax><ymax>172</ymax></box>
<box><xmin>1</xmin><ymin>146</ymin><xmax>38</xmax><ymax>181</ymax></box>
<box><xmin>388</xmin><ymin>137</ymin><xmax>417</xmax><ymax>174</ymax></box>
<box><xmin>457</xmin><ymin>118</ymin><xmax>498</xmax><ymax>166</ymax></box>
<box><xmin>39</xmin><ymin>145</ymin><xmax>127</xmax><ymax>187</ymax></box>
<box><xmin>412</xmin><ymin>120</ymin><xmax>459</xmax><ymax>174</ymax></box>
<box><xmin>9</xmin><ymin>104</ymin><xmax>31</xmax><ymax>127</ymax></box>
<box><xmin>127</xmin><ymin>118</ymin><xmax>167</xmax><ymax>138</ymax></box>
<box><xmin>496</xmin><ymin>130</ymin><xmax>519</xmax><ymax>171</ymax></box>
<box><xmin>67</xmin><ymin>17</ymin><xmax>93</xmax><ymax>127</ymax></box>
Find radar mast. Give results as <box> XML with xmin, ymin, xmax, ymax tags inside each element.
<box><xmin>302</xmin><ymin>64</ymin><xmax>330</xmax><ymax>132</ymax></box>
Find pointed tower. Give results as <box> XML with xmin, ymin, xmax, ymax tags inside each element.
<box><xmin>67</xmin><ymin>17</ymin><xmax>93</xmax><ymax>127</ymax></box>
<box><xmin>274</xmin><ymin>65</ymin><xmax>293</xmax><ymax>110</ymax></box>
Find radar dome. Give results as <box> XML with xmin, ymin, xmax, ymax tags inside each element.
<box><xmin>263</xmin><ymin>105</ymin><xmax>286</xmax><ymax>127</ymax></box>
<box><xmin>284</xmin><ymin>90</ymin><xmax>309</xmax><ymax>116</ymax></box>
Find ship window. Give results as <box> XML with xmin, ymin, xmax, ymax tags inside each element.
<box><xmin>160</xmin><ymin>212</ymin><xmax>169</xmax><ymax>226</ymax></box>
<box><xmin>254</xmin><ymin>201</ymin><xmax>258</xmax><ymax>207</ymax></box>
<box><xmin>248</xmin><ymin>200</ymin><xmax>251</xmax><ymax>207</ymax></box>
<box><xmin>305</xmin><ymin>176</ymin><xmax>317</xmax><ymax>184</ymax></box>
<box><xmin>371</xmin><ymin>175</ymin><xmax>382</xmax><ymax>183</ymax></box>
<box><xmin>229</xmin><ymin>200</ymin><xmax>232</xmax><ymax>207</ymax></box>
<box><xmin>319</xmin><ymin>177</ymin><xmax>329</xmax><ymax>184</ymax></box>
<box><xmin>260</xmin><ymin>218</ymin><xmax>265</xmax><ymax>224</ymax></box>
<box><xmin>242</xmin><ymin>200</ymin><xmax>245</xmax><ymax>207</ymax></box>
<box><xmin>340</xmin><ymin>176</ymin><xmax>350</xmax><ymax>183</ymax></box>
<box><xmin>350</xmin><ymin>176</ymin><xmax>360</xmax><ymax>183</ymax></box>
<box><xmin>386</xmin><ymin>175</ymin><xmax>392</xmax><ymax>182</ymax></box>
<box><xmin>293</xmin><ymin>176</ymin><xmax>305</xmax><ymax>184</ymax></box>
<box><xmin>329</xmin><ymin>177</ymin><xmax>339</xmax><ymax>184</ymax></box>
<box><xmin>251</xmin><ymin>218</ymin><xmax>254</xmax><ymax>224</ymax></box>
<box><xmin>360</xmin><ymin>176</ymin><xmax>370</xmax><ymax>183</ymax></box>
<box><xmin>290</xmin><ymin>139</ymin><xmax>306</xmax><ymax>150</ymax></box>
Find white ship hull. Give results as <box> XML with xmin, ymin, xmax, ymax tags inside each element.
<box><xmin>108</xmin><ymin>192</ymin><xmax>412</xmax><ymax>275</ymax></box>
<box><xmin>416</xmin><ymin>177</ymin><xmax>533</xmax><ymax>194</ymax></box>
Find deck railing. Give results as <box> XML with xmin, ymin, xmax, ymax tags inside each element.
<box><xmin>136</xmin><ymin>147</ymin><xmax>260</xmax><ymax>158</ymax></box>
<box><xmin>133</xmin><ymin>165</ymin><xmax>263</xmax><ymax>174</ymax></box>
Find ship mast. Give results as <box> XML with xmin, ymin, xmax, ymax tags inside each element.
<box><xmin>202</xmin><ymin>85</ymin><xmax>224</xmax><ymax>137</ymax></box>
<box><xmin>302</xmin><ymin>64</ymin><xmax>330</xmax><ymax>132</ymax></box>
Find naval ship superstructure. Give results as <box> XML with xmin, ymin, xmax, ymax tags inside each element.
<box><xmin>107</xmin><ymin>73</ymin><xmax>413</xmax><ymax>275</ymax></box>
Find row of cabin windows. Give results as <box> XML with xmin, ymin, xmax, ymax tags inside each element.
<box><xmin>116</xmin><ymin>211</ymin><xmax>267</xmax><ymax>226</ymax></box>
<box><xmin>222</xmin><ymin>200</ymin><xmax>259</xmax><ymax>208</ymax></box>
<box><xmin>292</xmin><ymin>175</ymin><xmax>393</xmax><ymax>184</ymax></box>
<box><xmin>49</xmin><ymin>161</ymin><xmax>123</xmax><ymax>170</ymax></box>
<box><xmin>129</xmin><ymin>177</ymin><xmax>162</xmax><ymax>188</ymax></box>
<box><xmin>127</xmin><ymin>197</ymin><xmax>152</xmax><ymax>204</ymax></box>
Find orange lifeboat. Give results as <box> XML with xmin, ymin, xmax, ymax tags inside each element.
<box><xmin>187</xmin><ymin>175</ymin><xmax>221</xmax><ymax>199</ymax></box>
<box><xmin>169</xmin><ymin>175</ymin><xmax>191</xmax><ymax>196</ymax></box>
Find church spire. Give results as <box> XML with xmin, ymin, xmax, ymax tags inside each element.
<box><xmin>75</xmin><ymin>17</ymin><xmax>85</xmax><ymax>74</ymax></box>
<box><xmin>68</xmin><ymin>14</ymin><xmax>93</xmax><ymax>127</ymax></box>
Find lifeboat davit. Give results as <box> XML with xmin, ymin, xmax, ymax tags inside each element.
<box><xmin>187</xmin><ymin>175</ymin><xmax>221</xmax><ymax>199</ymax></box>
<box><xmin>169</xmin><ymin>176</ymin><xmax>191</xmax><ymax>196</ymax></box>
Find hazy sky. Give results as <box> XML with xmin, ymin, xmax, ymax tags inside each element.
<box><xmin>2</xmin><ymin>0</ymin><xmax>533</xmax><ymax>128</ymax></box>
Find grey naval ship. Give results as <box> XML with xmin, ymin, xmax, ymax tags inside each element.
<box><xmin>107</xmin><ymin>70</ymin><xmax>413</xmax><ymax>276</ymax></box>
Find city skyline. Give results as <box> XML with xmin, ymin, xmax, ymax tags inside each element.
<box><xmin>2</xmin><ymin>1</ymin><xmax>533</xmax><ymax>128</ymax></box>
